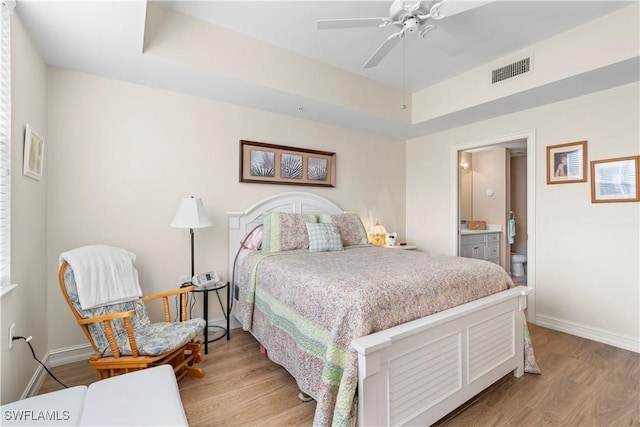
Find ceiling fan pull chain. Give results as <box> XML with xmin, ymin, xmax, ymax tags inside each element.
<box><xmin>401</xmin><ymin>37</ymin><xmax>407</xmax><ymax>110</ymax></box>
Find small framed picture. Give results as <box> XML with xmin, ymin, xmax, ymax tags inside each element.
<box><xmin>590</xmin><ymin>156</ymin><xmax>639</xmax><ymax>203</ymax></box>
<box><xmin>23</xmin><ymin>125</ymin><xmax>44</xmax><ymax>180</ymax></box>
<box><xmin>546</xmin><ymin>141</ymin><xmax>587</xmax><ymax>184</ymax></box>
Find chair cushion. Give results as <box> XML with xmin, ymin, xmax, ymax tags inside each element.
<box><xmin>114</xmin><ymin>319</ymin><xmax>206</xmax><ymax>357</ymax></box>
<box><xmin>64</xmin><ymin>264</ymin><xmax>205</xmax><ymax>357</ymax></box>
<box><xmin>64</xmin><ymin>267</ymin><xmax>151</xmax><ymax>353</ymax></box>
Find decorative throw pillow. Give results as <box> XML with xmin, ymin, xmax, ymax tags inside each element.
<box><xmin>318</xmin><ymin>213</ymin><xmax>369</xmax><ymax>246</ymax></box>
<box><xmin>306</xmin><ymin>223</ymin><xmax>343</xmax><ymax>252</ymax></box>
<box><xmin>240</xmin><ymin>225</ymin><xmax>263</xmax><ymax>251</ymax></box>
<box><xmin>261</xmin><ymin>212</ymin><xmax>318</xmax><ymax>252</ymax></box>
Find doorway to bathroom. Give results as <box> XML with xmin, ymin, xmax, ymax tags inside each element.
<box><xmin>451</xmin><ymin>130</ymin><xmax>537</xmax><ymax>321</ymax></box>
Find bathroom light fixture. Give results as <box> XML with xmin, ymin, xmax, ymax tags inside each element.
<box><xmin>460</xmin><ymin>161</ymin><xmax>469</xmax><ymax>169</ymax></box>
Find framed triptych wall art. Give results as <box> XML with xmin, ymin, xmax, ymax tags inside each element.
<box><xmin>239</xmin><ymin>140</ymin><xmax>336</xmax><ymax>187</ymax></box>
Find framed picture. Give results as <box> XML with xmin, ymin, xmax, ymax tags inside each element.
<box><xmin>23</xmin><ymin>124</ymin><xmax>45</xmax><ymax>180</ymax></box>
<box><xmin>546</xmin><ymin>141</ymin><xmax>587</xmax><ymax>184</ymax></box>
<box><xmin>240</xmin><ymin>140</ymin><xmax>336</xmax><ymax>187</ymax></box>
<box><xmin>590</xmin><ymin>156</ymin><xmax>639</xmax><ymax>203</ymax></box>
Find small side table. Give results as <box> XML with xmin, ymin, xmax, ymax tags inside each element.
<box><xmin>191</xmin><ymin>282</ymin><xmax>230</xmax><ymax>355</ymax></box>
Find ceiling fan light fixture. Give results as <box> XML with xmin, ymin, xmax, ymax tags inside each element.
<box><xmin>403</xmin><ymin>17</ymin><xmax>419</xmax><ymax>33</ymax></box>
<box><xmin>319</xmin><ymin>0</ymin><xmax>488</xmax><ymax>68</ymax></box>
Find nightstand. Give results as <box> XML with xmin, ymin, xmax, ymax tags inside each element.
<box><xmin>384</xmin><ymin>244</ymin><xmax>417</xmax><ymax>250</ymax></box>
<box><xmin>191</xmin><ymin>281</ymin><xmax>230</xmax><ymax>354</ymax></box>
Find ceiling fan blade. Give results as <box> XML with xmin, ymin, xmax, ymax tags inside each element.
<box><xmin>363</xmin><ymin>31</ymin><xmax>403</xmax><ymax>69</ymax></box>
<box><xmin>317</xmin><ymin>17</ymin><xmax>389</xmax><ymax>30</ymax></box>
<box><xmin>422</xmin><ymin>0</ymin><xmax>494</xmax><ymax>20</ymax></box>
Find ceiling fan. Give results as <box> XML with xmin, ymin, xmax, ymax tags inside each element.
<box><xmin>317</xmin><ymin>0</ymin><xmax>490</xmax><ymax>68</ymax></box>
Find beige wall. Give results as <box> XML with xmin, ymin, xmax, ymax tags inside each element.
<box><xmin>0</xmin><ymin>14</ymin><xmax>48</xmax><ymax>404</ymax></box>
<box><xmin>45</xmin><ymin>68</ymin><xmax>406</xmax><ymax>354</ymax></box>
<box><xmin>144</xmin><ymin>2</ymin><xmax>410</xmax><ymax>125</ymax></box>
<box><xmin>407</xmin><ymin>83</ymin><xmax>640</xmax><ymax>348</ymax></box>
<box><xmin>412</xmin><ymin>3</ymin><xmax>639</xmax><ymax>125</ymax></box>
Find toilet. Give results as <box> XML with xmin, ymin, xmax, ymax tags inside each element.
<box><xmin>510</xmin><ymin>252</ymin><xmax>527</xmax><ymax>277</ymax></box>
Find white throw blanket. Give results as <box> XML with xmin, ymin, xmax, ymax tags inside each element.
<box><xmin>60</xmin><ymin>245</ymin><xmax>143</xmax><ymax>310</ymax></box>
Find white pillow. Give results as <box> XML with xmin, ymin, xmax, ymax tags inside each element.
<box><xmin>306</xmin><ymin>223</ymin><xmax>343</xmax><ymax>252</ymax></box>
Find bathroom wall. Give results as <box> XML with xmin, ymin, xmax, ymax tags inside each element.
<box><xmin>459</xmin><ymin>152</ymin><xmax>473</xmax><ymax>221</ymax></box>
<box><xmin>510</xmin><ymin>156</ymin><xmax>527</xmax><ymax>255</ymax></box>
<box><xmin>472</xmin><ymin>149</ymin><xmax>508</xmax><ymax>267</ymax></box>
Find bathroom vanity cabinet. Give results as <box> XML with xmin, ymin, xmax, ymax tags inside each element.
<box><xmin>460</xmin><ymin>231</ymin><xmax>500</xmax><ymax>264</ymax></box>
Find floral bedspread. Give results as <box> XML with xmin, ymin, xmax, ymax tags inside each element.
<box><xmin>235</xmin><ymin>246</ymin><xmax>517</xmax><ymax>427</ymax></box>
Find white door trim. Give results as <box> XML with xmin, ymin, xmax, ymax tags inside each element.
<box><xmin>450</xmin><ymin>129</ymin><xmax>537</xmax><ymax>323</ymax></box>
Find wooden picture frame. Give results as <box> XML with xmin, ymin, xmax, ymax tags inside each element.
<box><xmin>546</xmin><ymin>141</ymin><xmax>587</xmax><ymax>184</ymax></box>
<box><xmin>239</xmin><ymin>140</ymin><xmax>336</xmax><ymax>187</ymax></box>
<box><xmin>23</xmin><ymin>124</ymin><xmax>44</xmax><ymax>180</ymax></box>
<box><xmin>590</xmin><ymin>156</ymin><xmax>639</xmax><ymax>203</ymax></box>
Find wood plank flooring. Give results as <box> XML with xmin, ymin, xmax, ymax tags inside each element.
<box><xmin>39</xmin><ymin>324</ymin><xmax>640</xmax><ymax>426</ymax></box>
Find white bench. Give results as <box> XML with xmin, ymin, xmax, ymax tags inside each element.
<box><xmin>1</xmin><ymin>365</ymin><xmax>188</xmax><ymax>426</ymax></box>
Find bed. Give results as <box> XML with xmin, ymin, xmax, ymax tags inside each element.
<box><xmin>227</xmin><ymin>192</ymin><xmax>534</xmax><ymax>426</ymax></box>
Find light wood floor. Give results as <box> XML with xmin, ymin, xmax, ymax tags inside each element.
<box><xmin>40</xmin><ymin>324</ymin><xmax>640</xmax><ymax>426</ymax></box>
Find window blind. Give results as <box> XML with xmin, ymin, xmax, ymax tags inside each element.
<box><xmin>0</xmin><ymin>1</ymin><xmax>14</xmax><ymax>289</ymax></box>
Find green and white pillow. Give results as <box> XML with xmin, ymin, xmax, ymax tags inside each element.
<box><xmin>306</xmin><ymin>222</ymin><xmax>343</xmax><ymax>252</ymax></box>
<box><xmin>262</xmin><ymin>212</ymin><xmax>318</xmax><ymax>253</ymax></box>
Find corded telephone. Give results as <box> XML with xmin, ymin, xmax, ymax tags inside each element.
<box><xmin>192</xmin><ymin>271</ymin><xmax>222</xmax><ymax>289</ymax></box>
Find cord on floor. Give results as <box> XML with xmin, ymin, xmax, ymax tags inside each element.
<box><xmin>12</xmin><ymin>336</ymin><xmax>69</xmax><ymax>389</ymax></box>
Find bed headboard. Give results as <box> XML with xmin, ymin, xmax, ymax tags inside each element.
<box><xmin>227</xmin><ymin>191</ymin><xmax>345</xmax><ymax>277</ymax></box>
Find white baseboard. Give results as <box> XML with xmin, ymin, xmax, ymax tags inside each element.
<box><xmin>20</xmin><ymin>353</ymin><xmax>49</xmax><ymax>400</ymax></box>
<box><xmin>207</xmin><ymin>315</ymin><xmax>242</xmax><ymax>331</ymax></box>
<box><xmin>536</xmin><ymin>314</ymin><xmax>639</xmax><ymax>353</ymax></box>
<box><xmin>48</xmin><ymin>343</ymin><xmax>93</xmax><ymax>368</ymax></box>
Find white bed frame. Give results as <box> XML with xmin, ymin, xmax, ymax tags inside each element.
<box><xmin>228</xmin><ymin>191</ymin><xmax>529</xmax><ymax>426</ymax></box>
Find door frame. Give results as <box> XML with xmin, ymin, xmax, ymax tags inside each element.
<box><xmin>450</xmin><ymin>129</ymin><xmax>537</xmax><ymax>323</ymax></box>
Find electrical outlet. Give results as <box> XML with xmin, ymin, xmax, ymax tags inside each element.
<box><xmin>9</xmin><ymin>323</ymin><xmax>15</xmax><ymax>350</ymax></box>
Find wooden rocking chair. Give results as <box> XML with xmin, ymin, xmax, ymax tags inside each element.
<box><xmin>58</xmin><ymin>246</ymin><xmax>205</xmax><ymax>382</ymax></box>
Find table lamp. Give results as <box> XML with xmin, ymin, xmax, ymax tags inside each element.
<box><xmin>170</xmin><ymin>196</ymin><xmax>212</xmax><ymax>278</ymax></box>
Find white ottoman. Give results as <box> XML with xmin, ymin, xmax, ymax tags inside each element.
<box><xmin>1</xmin><ymin>365</ymin><xmax>188</xmax><ymax>426</ymax></box>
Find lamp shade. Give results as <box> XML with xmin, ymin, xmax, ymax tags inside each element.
<box><xmin>170</xmin><ymin>197</ymin><xmax>212</xmax><ymax>229</ymax></box>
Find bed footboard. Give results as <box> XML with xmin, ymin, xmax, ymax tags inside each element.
<box><xmin>352</xmin><ymin>286</ymin><xmax>529</xmax><ymax>426</ymax></box>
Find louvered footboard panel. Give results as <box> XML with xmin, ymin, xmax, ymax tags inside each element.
<box><xmin>354</xmin><ymin>287</ymin><xmax>528</xmax><ymax>427</ymax></box>
<box><xmin>389</xmin><ymin>332</ymin><xmax>462</xmax><ymax>425</ymax></box>
<box><xmin>468</xmin><ymin>311</ymin><xmax>515</xmax><ymax>383</ymax></box>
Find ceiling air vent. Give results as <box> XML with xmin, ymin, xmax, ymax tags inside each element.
<box><xmin>492</xmin><ymin>57</ymin><xmax>531</xmax><ymax>84</ymax></box>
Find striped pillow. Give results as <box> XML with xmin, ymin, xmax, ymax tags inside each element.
<box><xmin>306</xmin><ymin>223</ymin><xmax>343</xmax><ymax>252</ymax></box>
